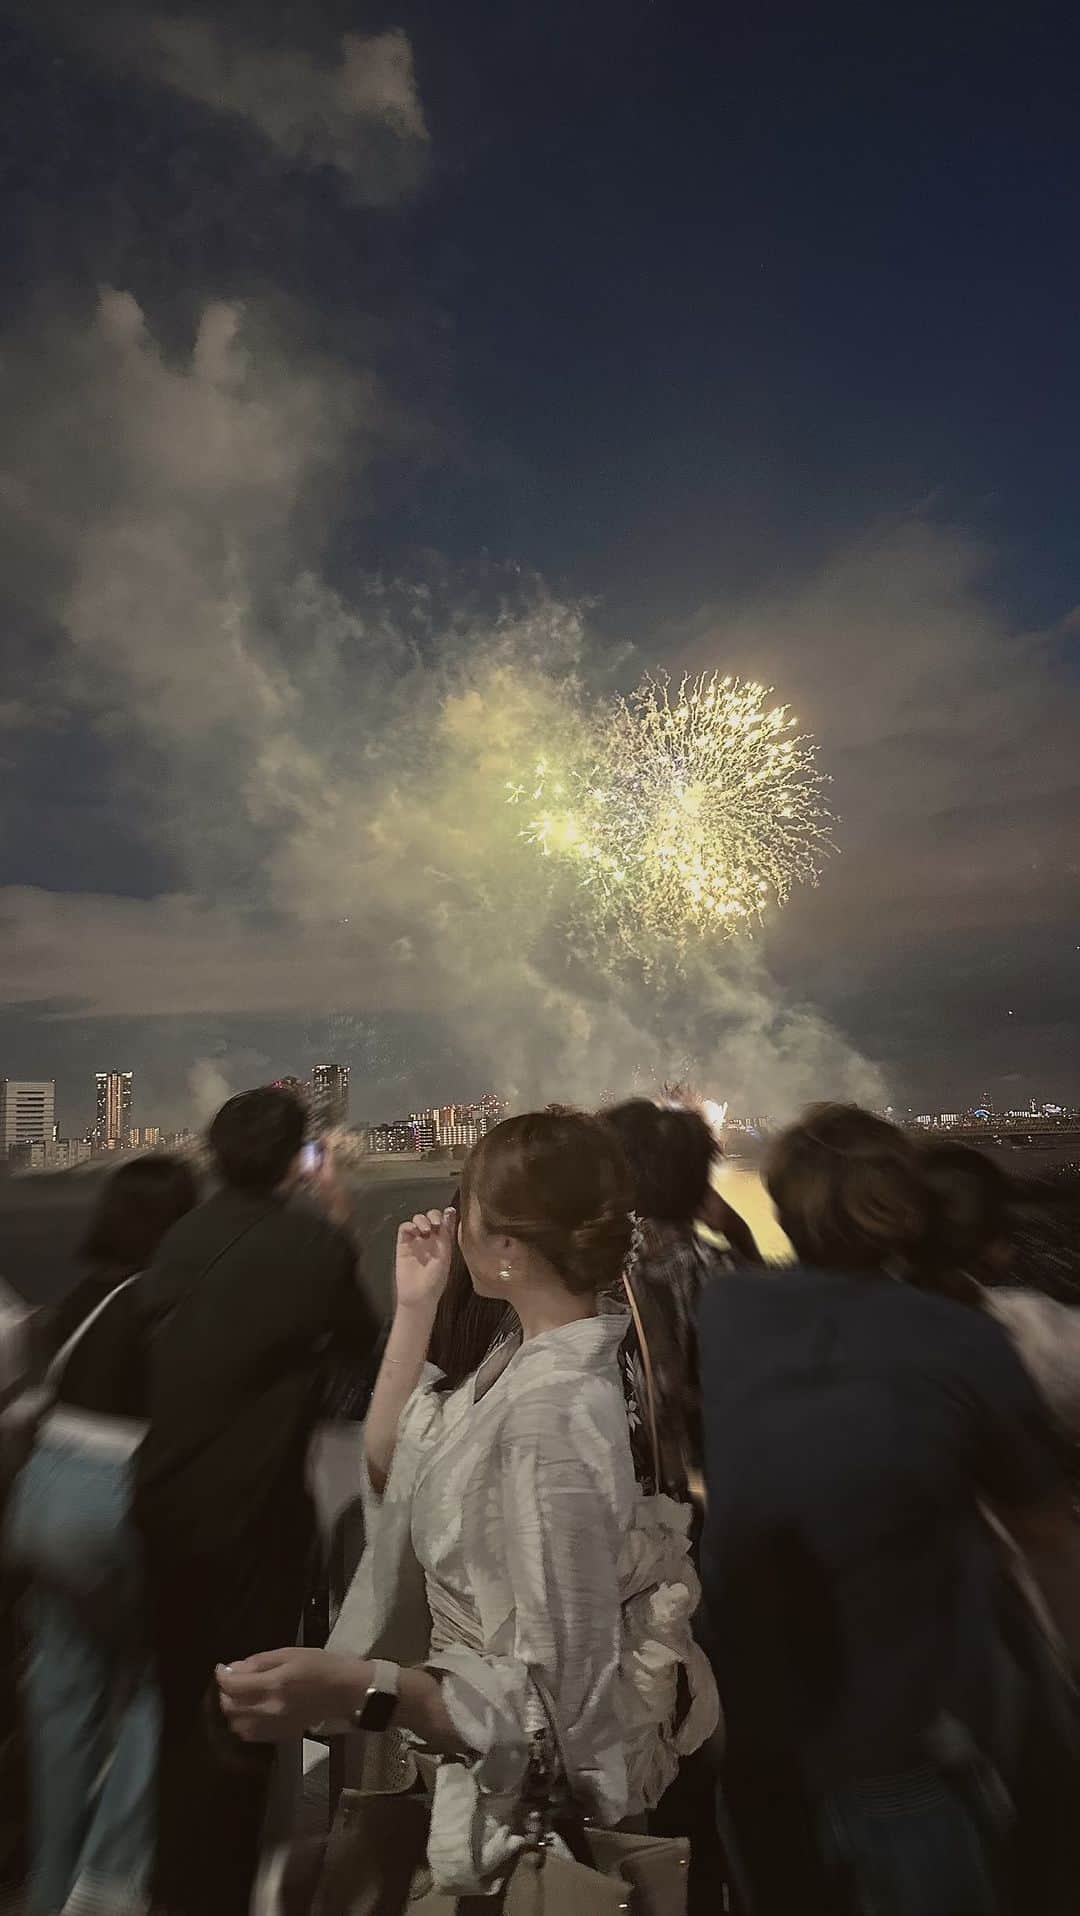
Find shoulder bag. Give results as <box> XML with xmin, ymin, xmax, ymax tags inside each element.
<box><xmin>0</xmin><ymin>1273</ymin><xmax>142</xmax><ymax>1500</ymax></box>
<box><xmin>254</xmin><ymin>1674</ymin><xmax>689</xmax><ymax>1916</ymax></box>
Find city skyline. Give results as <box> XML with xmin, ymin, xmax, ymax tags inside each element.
<box><xmin>4</xmin><ymin>1048</ymin><xmax>1078</xmax><ymax>1173</ymax></box>
<box><xmin>5</xmin><ymin>1048</ymin><xmax>1080</xmax><ymax>1149</ymax></box>
<box><xmin>1</xmin><ymin>9</ymin><xmax>1078</xmax><ymax>1114</ymax></box>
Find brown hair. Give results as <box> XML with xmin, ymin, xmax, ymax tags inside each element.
<box><xmin>461</xmin><ymin>1109</ymin><xmax>634</xmax><ymax>1297</ymax></box>
<box><xmin>767</xmin><ymin>1103</ymin><xmax>929</xmax><ymax>1273</ymax></box>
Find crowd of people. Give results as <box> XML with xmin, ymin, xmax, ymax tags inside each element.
<box><xmin>1</xmin><ymin>1083</ymin><xmax>1079</xmax><ymax>1916</ymax></box>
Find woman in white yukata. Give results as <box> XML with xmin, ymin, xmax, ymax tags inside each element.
<box><xmin>218</xmin><ymin>1109</ymin><xmax>719</xmax><ymax>1894</ymax></box>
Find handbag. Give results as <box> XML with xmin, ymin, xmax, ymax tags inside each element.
<box><xmin>254</xmin><ymin>1679</ymin><xmax>689</xmax><ymax>1916</ymax></box>
<box><xmin>0</xmin><ymin>1273</ymin><xmax>142</xmax><ymax>1499</ymax></box>
<box><xmin>2</xmin><ymin>1204</ymin><xmax>275</xmax><ymax>1502</ymax></box>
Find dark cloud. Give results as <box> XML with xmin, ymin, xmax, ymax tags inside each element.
<box><xmin>16</xmin><ymin>5</ymin><xmax>430</xmax><ymax>206</ymax></box>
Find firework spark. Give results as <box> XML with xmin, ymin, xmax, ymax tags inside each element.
<box><xmin>508</xmin><ymin>671</ymin><xmax>831</xmax><ymax>947</ymax></box>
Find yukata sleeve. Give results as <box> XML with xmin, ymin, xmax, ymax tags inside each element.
<box><xmin>423</xmin><ymin>1380</ymin><xmax>630</xmax><ymax>1889</ymax></box>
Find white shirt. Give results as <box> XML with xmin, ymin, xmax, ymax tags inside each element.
<box><xmin>329</xmin><ymin>1313</ymin><xmax>718</xmax><ymax>1892</ymax></box>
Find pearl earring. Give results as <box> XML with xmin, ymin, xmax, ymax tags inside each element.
<box><xmin>498</xmin><ymin>1262</ymin><xmax>513</xmax><ymax>1282</ymax></box>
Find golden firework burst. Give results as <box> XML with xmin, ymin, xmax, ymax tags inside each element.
<box><xmin>508</xmin><ymin>670</ymin><xmax>831</xmax><ymax>943</ymax></box>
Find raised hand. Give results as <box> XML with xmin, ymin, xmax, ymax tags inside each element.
<box><xmin>308</xmin><ymin>1144</ymin><xmax>352</xmax><ymax>1230</ymax></box>
<box><xmin>394</xmin><ymin>1208</ymin><xmax>456</xmax><ymax>1314</ymax></box>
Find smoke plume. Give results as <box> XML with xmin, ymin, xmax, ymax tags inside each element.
<box><xmin>0</xmin><ymin>291</ymin><xmax>889</xmax><ymax>1119</ymax></box>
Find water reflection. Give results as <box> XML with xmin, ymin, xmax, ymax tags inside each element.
<box><xmin>713</xmin><ymin>1159</ymin><xmax>792</xmax><ymax>1262</ymax></box>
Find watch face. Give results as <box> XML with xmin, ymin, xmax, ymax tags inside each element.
<box><xmin>356</xmin><ymin>1686</ymin><xmax>397</xmax><ymax>1733</ymax></box>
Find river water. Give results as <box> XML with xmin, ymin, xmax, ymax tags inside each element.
<box><xmin>713</xmin><ymin>1159</ymin><xmax>791</xmax><ymax>1261</ymax></box>
<box><xmin>0</xmin><ymin>1154</ymin><xmax>788</xmax><ymax>1310</ymax></box>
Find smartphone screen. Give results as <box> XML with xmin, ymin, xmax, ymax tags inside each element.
<box><xmin>299</xmin><ymin>1140</ymin><xmax>324</xmax><ymax>1178</ymax></box>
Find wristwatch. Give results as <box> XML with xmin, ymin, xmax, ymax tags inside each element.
<box><xmin>351</xmin><ymin>1658</ymin><xmax>401</xmax><ymax>1733</ymax></box>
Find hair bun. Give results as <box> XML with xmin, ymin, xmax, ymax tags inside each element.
<box><xmin>462</xmin><ymin>1108</ymin><xmax>635</xmax><ymax>1299</ymax></box>
<box><xmin>565</xmin><ymin>1206</ymin><xmax>632</xmax><ymax>1294</ymax></box>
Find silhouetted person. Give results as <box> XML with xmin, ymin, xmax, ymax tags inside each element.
<box><xmin>912</xmin><ymin>1142</ymin><xmax>1080</xmax><ymax>1914</ymax></box>
<box><xmin>133</xmin><ymin>1088</ymin><xmax>377</xmax><ymax>1916</ymax></box>
<box><xmin>602</xmin><ymin>1094</ymin><xmax>755</xmax><ymax>1911</ymax></box>
<box><xmin>604</xmin><ymin>1095</ymin><xmax>759</xmax><ymax>1498</ymax></box>
<box><xmin>700</xmin><ymin>1104</ymin><xmax>1080</xmax><ymax>1916</ymax></box>
<box><xmin>5</xmin><ymin>1155</ymin><xmax>198</xmax><ymax>1916</ymax></box>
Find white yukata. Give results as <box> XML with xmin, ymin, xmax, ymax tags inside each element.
<box><xmin>328</xmin><ymin>1313</ymin><xmax>719</xmax><ymax>1893</ymax></box>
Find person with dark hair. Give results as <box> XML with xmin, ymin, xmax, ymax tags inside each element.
<box><xmin>914</xmin><ymin>1143</ymin><xmax>1014</xmax><ymax>1302</ymax></box>
<box><xmin>911</xmin><ymin>1141</ymin><xmax>1080</xmax><ymax>1913</ymax></box>
<box><xmin>132</xmin><ymin>1088</ymin><xmax>378</xmax><ymax>1916</ymax></box>
<box><xmin>600</xmin><ymin>1097</ymin><xmax>755</xmax><ymax>1910</ymax></box>
<box><xmin>699</xmin><ymin>1104</ymin><xmax>1080</xmax><ymax>1916</ymax></box>
<box><xmin>606</xmin><ymin>1096</ymin><xmax>719</xmax><ymax>1224</ymax></box>
<box><xmin>4</xmin><ymin>1155</ymin><xmax>198</xmax><ymax>1916</ymax></box>
<box><xmin>216</xmin><ymin>1110</ymin><xmax>719</xmax><ymax>1901</ymax></box>
<box><xmin>917</xmin><ymin>1143</ymin><xmax>1080</xmax><ymax>1450</ymax></box>
<box><xmin>48</xmin><ymin>1153</ymin><xmax>201</xmax><ymax>1368</ymax></box>
<box><xmin>603</xmin><ymin>1096</ymin><xmax>759</xmax><ymax>1499</ymax></box>
<box><xmin>205</xmin><ymin>1084</ymin><xmax>308</xmax><ymax>1192</ymax></box>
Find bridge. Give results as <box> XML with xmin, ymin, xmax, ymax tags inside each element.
<box><xmin>903</xmin><ymin>1120</ymin><xmax>1080</xmax><ymax>1147</ymax></box>
<box><xmin>722</xmin><ymin>1119</ymin><xmax>1080</xmax><ymax>1174</ymax></box>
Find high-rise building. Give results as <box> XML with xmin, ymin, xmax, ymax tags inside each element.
<box><xmin>477</xmin><ymin>1092</ymin><xmax>507</xmax><ymax>1135</ymax></box>
<box><xmin>127</xmin><ymin>1126</ymin><xmax>161</xmax><ymax>1150</ymax></box>
<box><xmin>95</xmin><ymin>1071</ymin><xmax>133</xmax><ymax>1149</ymax></box>
<box><xmin>370</xmin><ymin>1120</ymin><xmax>411</xmax><ymax>1154</ymax></box>
<box><xmin>409</xmin><ymin>1114</ymin><xmax>437</xmax><ymax>1153</ymax></box>
<box><xmin>0</xmin><ymin>1079</ymin><xmax>56</xmax><ymax>1155</ymax></box>
<box><xmin>310</xmin><ymin>1063</ymin><xmax>349</xmax><ymax>1133</ymax></box>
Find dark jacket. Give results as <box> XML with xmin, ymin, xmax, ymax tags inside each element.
<box><xmin>133</xmin><ymin>1188</ymin><xmax>377</xmax><ymax>1561</ymax></box>
<box><xmin>699</xmin><ymin>1266</ymin><xmax>1064</xmax><ymax>1788</ymax></box>
<box><xmin>46</xmin><ymin>1266</ymin><xmax>147</xmax><ymax>1419</ymax></box>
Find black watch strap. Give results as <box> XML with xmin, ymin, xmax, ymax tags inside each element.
<box><xmin>352</xmin><ymin>1659</ymin><xmax>401</xmax><ymax>1733</ymax></box>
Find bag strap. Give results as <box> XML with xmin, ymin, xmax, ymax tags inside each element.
<box><xmin>621</xmin><ymin>1268</ymin><xmax>663</xmax><ymax>1494</ymax></box>
<box><xmin>44</xmin><ymin>1272</ymin><xmax>143</xmax><ymax>1391</ymax></box>
<box><xmin>45</xmin><ymin>1204</ymin><xmax>272</xmax><ymax>1395</ymax></box>
<box><xmin>522</xmin><ymin>1672</ymin><xmax>605</xmax><ymax>1869</ymax></box>
<box><xmin>525</xmin><ymin>1670</ymin><xmax>575</xmax><ymax>1785</ymax></box>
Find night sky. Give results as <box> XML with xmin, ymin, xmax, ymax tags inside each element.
<box><xmin>1</xmin><ymin>0</ymin><xmax>1078</xmax><ymax>1131</ymax></box>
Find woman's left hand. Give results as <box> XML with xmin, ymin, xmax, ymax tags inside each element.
<box><xmin>216</xmin><ymin>1648</ymin><xmax>371</xmax><ymax>1742</ymax></box>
